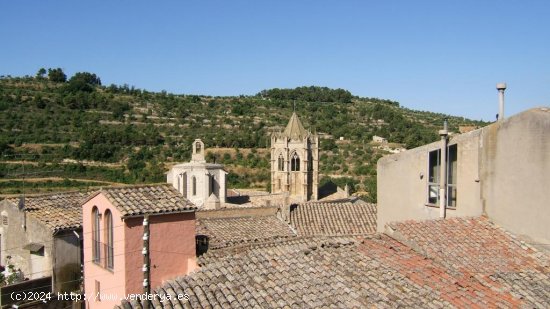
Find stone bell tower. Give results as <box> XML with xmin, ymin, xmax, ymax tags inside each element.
<box><xmin>271</xmin><ymin>112</ymin><xmax>319</xmax><ymax>201</ymax></box>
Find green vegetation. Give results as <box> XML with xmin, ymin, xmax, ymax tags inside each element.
<box><xmin>0</xmin><ymin>71</ymin><xmax>487</xmax><ymax>200</ymax></box>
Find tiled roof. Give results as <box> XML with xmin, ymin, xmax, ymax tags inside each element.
<box><xmin>290</xmin><ymin>199</ymin><xmax>377</xmax><ymax>236</ymax></box>
<box><xmin>387</xmin><ymin>217</ymin><xmax>550</xmax><ymax>308</ymax></box>
<box><xmin>7</xmin><ymin>191</ymin><xmax>87</xmax><ymax>231</ymax></box>
<box><xmin>88</xmin><ymin>184</ymin><xmax>196</xmax><ymax>217</ymax></box>
<box><xmin>118</xmin><ymin>232</ymin><xmax>544</xmax><ymax>309</ymax></box>
<box><xmin>197</xmin><ymin>216</ymin><xmax>296</xmax><ymax>249</ymax></box>
<box><xmin>116</xmin><ymin>216</ymin><xmax>550</xmax><ymax>309</ymax></box>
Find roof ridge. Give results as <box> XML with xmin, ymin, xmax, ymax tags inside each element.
<box><xmin>4</xmin><ymin>190</ymin><xmax>89</xmax><ymax>201</ymax></box>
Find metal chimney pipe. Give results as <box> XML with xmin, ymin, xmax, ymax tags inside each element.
<box><xmin>438</xmin><ymin>118</ymin><xmax>449</xmax><ymax>219</ymax></box>
<box><xmin>496</xmin><ymin>83</ymin><xmax>507</xmax><ymax>121</ymax></box>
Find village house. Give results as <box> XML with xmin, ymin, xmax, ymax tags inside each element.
<box><xmin>0</xmin><ymin>191</ymin><xmax>86</xmax><ymax>299</ymax></box>
<box><xmin>377</xmin><ymin>107</ymin><xmax>550</xmax><ymax>247</ymax></box>
<box><xmin>81</xmin><ymin>184</ymin><xmax>196</xmax><ymax>309</ymax></box>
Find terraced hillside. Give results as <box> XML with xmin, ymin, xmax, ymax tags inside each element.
<box><xmin>0</xmin><ymin>73</ymin><xmax>486</xmax><ymax>199</ymax></box>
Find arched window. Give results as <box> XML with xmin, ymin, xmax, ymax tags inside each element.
<box><xmin>196</xmin><ymin>142</ymin><xmax>201</xmax><ymax>152</ymax></box>
<box><xmin>104</xmin><ymin>210</ymin><xmax>114</xmax><ymax>269</ymax></box>
<box><xmin>192</xmin><ymin>176</ymin><xmax>197</xmax><ymax>196</ymax></box>
<box><xmin>278</xmin><ymin>154</ymin><xmax>284</xmax><ymax>171</ymax></box>
<box><xmin>291</xmin><ymin>153</ymin><xmax>300</xmax><ymax>171</ymax></box>
<box><xmin>92</xmin><ymin>207</ymin><xmax>100</xmax><ymax>263</ymax></box>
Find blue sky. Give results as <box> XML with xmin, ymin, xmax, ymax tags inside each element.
<box><xmin>1</xmin><ymin>1</ymin><xmax>549</xmax><ymax>120</ymax></box>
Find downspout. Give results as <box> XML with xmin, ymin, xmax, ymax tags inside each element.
<box><xmin>439</xmin><ymin>119</ymin><xmax>449</xmax><ymax>218</ymax></box>
<box><xmin>142</xmin><ymin>215</ymin><xmax>150</xmax><ymax>309</ymax></box>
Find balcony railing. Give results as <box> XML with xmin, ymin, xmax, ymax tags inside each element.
<box><xmin>92</xmin><ymin>239</ymin><xmax>114</xmax><ymax>270</ymax></box>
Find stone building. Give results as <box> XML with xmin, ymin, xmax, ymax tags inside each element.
<box><xmin>271</xmin><ymin>112</ymin><xmax>319</xmax><ymax>201</ymax></box>
<box><xmin>167</xmin><ymin>139</ymin><xmax>227</xmax><ymax>209</ymax></box>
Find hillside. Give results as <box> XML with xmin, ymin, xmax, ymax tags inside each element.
<box><xmin>0</xmin><ymin>71</ymin><xmax>487</xmax><ymax>200</ymax></box>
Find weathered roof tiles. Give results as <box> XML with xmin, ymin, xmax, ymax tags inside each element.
<box><xmin>6</xmin><ymin>191</ymin><xmax>87</xmax><ymax>231</ymax></box>
<box><xmin>197</xmin><ymin>215</ymin><xmax>296</xmax><ymax>249</ymax></box>
<box><xmin>85</xmin><ymin>184</ymin><xmax>196</xmax><ymax>217</ymax></box>
<box><xmin>290</xmin><ymin>199</ymin><xmax>377</xmax><ymax>236</ymax></box>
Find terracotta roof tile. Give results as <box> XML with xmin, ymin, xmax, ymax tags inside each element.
<box><xmin>119</xmin><ymin>234</ymin><xmax>536</xmax><ymax>309</ymax></box>
<box><xmin>116</xmin><ymin>217</ymin><xmax>549</xmax><ymax>308</ymax></box>
<box><xmin>387</xmin><ymin>217</ymin><xmax>550</xmax><ymax>308</ymax></box>
<box><xmin>6</xmin><ymin>191</ymin><xmax>87</xmax><ymax>231</ymax></box>
<box><xmin>197</xmin><ymin>216</ymin><xmax>296</xmax><ymax>249</ymax></box>
<box><xmin>290</xmin><ymin>199</ymin><xmax>376</xmax><ymax>236</ymax></box>
<box><xmin>90</xmin><ymin>184</ymin><xmax>196</xmax><ymax>217</ymax></box>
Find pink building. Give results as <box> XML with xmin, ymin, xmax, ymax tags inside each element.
<box><xmin>81</xmin><ymin>184</ymin><xmax>197</xmax><ymax>309</ymax></box>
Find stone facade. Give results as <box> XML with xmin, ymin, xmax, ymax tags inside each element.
<box><xmin>271</xmin><ymin>112</ymin><xmax>319</xmax><ymax>201</ymax></box>
<box><xmin>167</xmin><ymin>139</ymin><xmax>227</xmax><ymax>209</ymax></box>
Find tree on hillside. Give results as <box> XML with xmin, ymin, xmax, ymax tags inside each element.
<box><xmin>36</xmin><ymin>68</ymin><xmax>46</xmax><ymax>79</ymax></box>
<box><xmin>70</xmin><ymin>72</ymin><xmax>101</xmax><ymax>86</ymax></box>
<box><xmin>48</xmin><ymin>68</ymin><xmax>66</xmax><ymax>82</ymax></box>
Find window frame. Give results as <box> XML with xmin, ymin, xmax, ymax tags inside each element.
<box><xmin>426</xmin><ymin>144</ymin><xmax>458</xmax><ymax>208</ymax></box>
<box><xmin>104</xmin><ymin>209</ymin><xmax>114</xmax><ymax>270</ymax></box>
<box><xmin>290</xmin><ymin>152</ymin><xmax>300</xmax><ymax>172</ymax></box>
<box><xmin>92</xmin><ymin>207</ymin><xmax>101</xmax><ymax>264</ymax></box>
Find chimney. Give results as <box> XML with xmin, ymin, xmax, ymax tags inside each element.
<box><xmin>496</xmin><ymin>83</ymin><xmax>507</xmax><ymax>121</ymax></box>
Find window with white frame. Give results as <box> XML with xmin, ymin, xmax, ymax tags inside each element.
<box><xmin>427</xmin><ymin>144</ymin><xmax>458</xmax><ymax>207</ymax></box>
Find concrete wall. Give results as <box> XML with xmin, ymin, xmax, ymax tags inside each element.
<box><xmin>149</xmin><ymin>213</ymin><xmax>197</xmax><ymax>287</ymax></box>
<box><xmin>0</xmin><ymin>201</ymin><xmax>53</xmax><ymax>281</ymax></box>
<box><xmin>481</xmin><ymin>108</ymin><xmax>550</xmax><ymax>245</ymax></box>
<box><xmin>53</xmin><ymin>230</ymin><xmax>81</xmax><ymax>293</ymax></box>
<box><xmin>377</xmin><ymin>107</ymin><xmax>550</xmax><ymax>246</ymax></box>
<box><xmin>377</xmin><ymin>130</ymin><xmax>483</xmax><ymax>231</ymax></box>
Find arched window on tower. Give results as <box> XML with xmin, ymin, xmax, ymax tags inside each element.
<box><xmin>196</xmin><ymin>142</ymin><xmax>201</xmax><ymax>152</ymax></box>
<box><xmin>291</xmin><ymin>153</ymin><xmax>300</xmax><ymax>171</ymax></box>
<box><xmin>278</xmin><ymin>154</ymin><xmax>284</xmax><ymax>171</ymax></box>
<box><xmin>192</xmin><ymin>176</ymin><xmax>197</xmax><ymax>196</ymax></box>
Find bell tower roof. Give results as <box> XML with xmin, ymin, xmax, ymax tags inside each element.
<box><xmin>283</xmin><ymin>112</ymin><xmax>308</xmax><ymax>140</ymax></box>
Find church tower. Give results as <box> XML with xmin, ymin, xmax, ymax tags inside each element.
<box><xmin>271</xmin><ymin>112</ymin><xmax>319</xmax><ymax>201</ymax></box>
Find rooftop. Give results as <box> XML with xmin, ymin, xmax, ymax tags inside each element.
<box><xmin>5</xmin><ymin>191</ymin><xmax>88</xmax><ymax>232</ymax></box>
<box><xmin>290</xmin><ymin>199</ymin><xmax>377</xmax><ymax>236</ymax></box>
<box><xmin>197</xmin><ymin>215</ymin><xmax>296</xmax><ymax>249</ymax></box>
<box><xmin>86</xmin><ymin>184</ymin><xmax>196</xmax><ymax>217</ymax></box>
<box><xmin>118</xmin><ymin>216</ymin><xmax>549</xmax><ymax>308</ymax></box>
